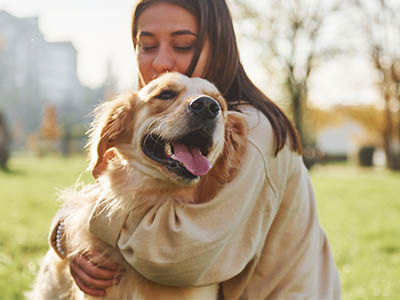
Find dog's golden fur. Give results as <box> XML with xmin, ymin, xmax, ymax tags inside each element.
<box><xmin>28</xmin><ymin>73</ymin><xmax>248</xmax><ymax>300</ymax></box>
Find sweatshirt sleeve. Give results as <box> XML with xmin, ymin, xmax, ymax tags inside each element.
<box><xmin>48</xmin><ymin>208</ymin><xmax>68</xmax><ymax>259</ymax></box>
<box><xmin>88</xmin><ymin>106</ymin><xmax>279</xmax><ymax>287</ymax></box>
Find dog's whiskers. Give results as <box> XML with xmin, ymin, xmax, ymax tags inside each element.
<box><xmin>157</xmin><ymin>119</ymin><xmax>170</xmax><ymax>141</ymax></box>
<box><xmin>146</xmin><ymin>116</ymin><xmax>171</xmax><ymax>142</ymax></box>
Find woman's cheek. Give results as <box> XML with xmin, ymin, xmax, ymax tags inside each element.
<box><xmin>175</xmin><ymin>53</ymin><xmax>195</xmax><ymax>74</ymax></box>
<box><xmin>137</xmin><ymin>54</ymin><xmax>153</xmax><ymax>83</ymax></box>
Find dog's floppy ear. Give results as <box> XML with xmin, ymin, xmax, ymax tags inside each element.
<box><xmin>87</xmin><ymin>92</ymin><xmax>136</xmax><ymax>178</ymax></box>
<box><xmin>217</xmin><ymin>111</ymin><xmax>248</xmax><ymax>182</ymax></box>
<box><xmin>194</xmin><ymin>111</ymin><xmax>248</xmax><ymax>203</ymax></box>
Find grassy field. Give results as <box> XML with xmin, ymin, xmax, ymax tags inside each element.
<box><xmin>0</xmin><ymin>154</ymin><xmax>399</xmax><ymax>299</ymax></box>
<box><xmin>0</xmin><ymin>153</ymin><xmax>92</xmax><ymax>299</ymax></box>
<box><xmin>311</xmin><ymin>164</ymin><xmax>400</xmax><ymax>299</ymax></box>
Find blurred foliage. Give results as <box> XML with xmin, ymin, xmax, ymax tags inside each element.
<box><xmin>233</xmin><ymin>0</ymin><xmax>400</xmax><ymax>170</ymax></box>
<box><xmin>233</xmin><ymin>0</ymin><xmax>346</xmax><ymax>145</ymax></box>
<box><xmin>25</xmin><ymin>105</ymin><xmax>88</xmax><ymax>157</ymax></box>
<box><xmin>305</xmin><ymin>105</ymin><xmax>386</xmax><ymax>147</ymax></box>
<box><xmin>41</xmin><ymin>105</ymin><xmax>60</xmax><ymax>142</ymax></box>
<box><xmin>350</xmin><ymin>0</ymin><xmax>400</xmax><ymax>169</ymax></box>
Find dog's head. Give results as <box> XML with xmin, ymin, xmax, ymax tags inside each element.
<box><xmin>88</xmin><ymin>73</ymin><xmax>235</xmax><ymax>186</ymax></box>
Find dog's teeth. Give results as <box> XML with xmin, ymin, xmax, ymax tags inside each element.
<box><xmin>165</xmin><ymin>143</ymin><xmax>173</xmax><ymax>158</ymax></box>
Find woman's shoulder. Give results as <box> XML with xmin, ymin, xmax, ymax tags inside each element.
<box><xmin>237</xmin><ymin>104</ymin><xmax>304</xmax><ymax>190</ymax></box>
<box><xmin>238</xmin><ymin>104</ymin><xmax>300</xmax><ymax>156</ymax></box>
<box><xmin>237</xmin><ymin>105</ymin><xmax>277</xmax><ymax>158</ymax></box>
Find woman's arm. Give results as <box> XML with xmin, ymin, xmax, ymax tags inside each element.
<box><xmin>48</xmin><ymin>214</ymin><xmax>123</xmax><ymax>297</ymax></box>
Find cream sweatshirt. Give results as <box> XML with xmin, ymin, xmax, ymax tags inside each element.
<box><xmin>51</xmin><ymin>105</ymin><xmax>341</xmax><ymax>300</ymax></box>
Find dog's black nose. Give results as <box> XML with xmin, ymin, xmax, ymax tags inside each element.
<box><xmin>189</xmin><ymin>96</ymin><xmax>221</xmax><ymax>119</ymax></box>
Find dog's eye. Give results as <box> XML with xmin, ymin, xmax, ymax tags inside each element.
<box><xmin>156</xmin><ymin>90</ymin><xmax>177</xmax><ymax>101</ymax></box>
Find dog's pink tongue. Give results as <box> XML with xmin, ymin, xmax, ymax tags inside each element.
<box><xmin>172</xmin><ymin>142</ymin><xmax>211</xmax><ymax>176</ymax></box>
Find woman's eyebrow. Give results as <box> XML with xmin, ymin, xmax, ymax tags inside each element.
<box><xmin>137</xmin><ymin>31</ymin><xmax>154</xmax><ymax>38</ymax></box>
<box><xmin>171</xmin><ymin>30</ymin><xmax>197</xmax><ymax>37</ymax></box>
<box><xmin>137</xmin><ymin>30</ymin><xmax>196</xmax><ymax>38</ymax></box>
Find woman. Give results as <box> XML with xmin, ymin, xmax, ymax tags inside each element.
<box><xmin>51</xmin><ymin>0</ymin><xmax>341</xmax><ymax>298</ymax></box>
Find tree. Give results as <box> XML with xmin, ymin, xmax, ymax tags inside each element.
<box><xmin>0</xmin><ymin>111</ymin><xmax>11</xmax><ymax>170</ymax></box>
<box><xmin>350</xmin><ymin>0</ymin><xmax>400</xmax><ymax>170</ymax></box>
<box><xmin>40</xmin><ymin>105</ymin><xmax>60</xmax><ymax>153</ymax></box>
<box><xmin>306</xmin><ymin>105</ymin><xmax>385</xmax><ymax>146</ymax></box>
<box><xmin>232</xmin><ymin>0</ymin><xmax>344</xmax><ymax>145</ymax></box>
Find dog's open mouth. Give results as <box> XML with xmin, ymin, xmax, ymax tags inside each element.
<box><xmin>142</xmin><ymin>129</ymin><xmax>214</xmax><ymax>180</ymax></box>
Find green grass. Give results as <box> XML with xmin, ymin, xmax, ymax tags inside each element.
<box><xmin>311</xmin><ymin>164</ymin><xmax>400</xmax><ymax>300</ymax></box>
<box><xmin>0</xmin><ymin>155</ymin><xmax>399</xmax><ymax>299</ymax></box>
<box><xmin>0</xmin><ymin>153</ymin><xmax>92</xmax><ymax>299</ymax></box>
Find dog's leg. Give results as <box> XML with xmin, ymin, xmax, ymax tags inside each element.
<box><xmin>27</xmin><ymin>250</ymin><xmax>74</xmax><ymax>300</ymax></box>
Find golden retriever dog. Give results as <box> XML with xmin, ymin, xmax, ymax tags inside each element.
<box><xmin>28</xmin><ymin>72</ymin><xmax>247</xmax><ymax>300</ymax></box>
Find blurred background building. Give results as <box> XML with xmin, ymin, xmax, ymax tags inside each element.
<box><xmin>0</xmin><ymin>10</ymin><xmax>115</xmax><ymax>152</ymax></box>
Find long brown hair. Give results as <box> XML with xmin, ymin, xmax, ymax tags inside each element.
<box><xmin>131</xmin><ymin>0</ymin><xmax>302</xmax><ymax>155</ymax></box>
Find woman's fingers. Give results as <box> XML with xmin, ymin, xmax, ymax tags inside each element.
<box><xmin>71</xmin><ymin>268</ymin><xmax>107</xmax><ymax>297</ymax></box>
<box><xmin>69</xmin><ymin>252</ymin><xmax>124</xmax><ymax>297</ymax></box>
<box><xmin>87</xmin><ymin>250</ymin><xmax>121</xmax><ymax>272</ymax></box>
<box><xmin>70</xmin><ymin>257</ymin><xmax>116</xmax><ymax>288</ymax></box>
<box><xmin>75</xmin><ymin>253</ymin><xmax>119</xmax><ymax>280</ymax></box>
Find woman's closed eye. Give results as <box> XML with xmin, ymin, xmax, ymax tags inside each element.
<box><xmin>138</xmin><ymin>44</ymin><xmax>194</xmax><ymax>53</ymax></box>
<box><xmin>139</xmin><ymin>44</ymin><xmax>157</xmax><ymax>52</ymax></box>
<box><xmin>174</xmin><ymin>44</ymin><xmax>195</xmax><ymax>52</ymax></box>
<box><xmin>172</xmin><ymin>36</ymin><xmax>196</xmax><ymax>52</ymax></box>
<box><xmin>138</xmin><ymin>44</ymin><xmax>195</xmax><ymax>53</ymax></box>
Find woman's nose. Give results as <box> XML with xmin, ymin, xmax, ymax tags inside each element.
<box><xmin>152</xmin><ymin>46</ymin><xmax>174</xmax><ymax>74</ymax></box>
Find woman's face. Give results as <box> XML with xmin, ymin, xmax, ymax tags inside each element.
<box><xmin>134</xmin><ymin>2</ymin><xmax>210</xmax><ymax>86</ymax></box>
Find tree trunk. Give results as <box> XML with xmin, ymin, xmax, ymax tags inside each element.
<box><xmin>292</xmin><ymin>92</ymin><xmax>303</xmax><ymax>144</ymax></box>
<box><xmin>383</xmin><ymin>101</ymin><xmax>393</xmax><ymax>168</ymax></box>
<box><xmin>391</xmin><ymin>110</ymin><xmax>400</xmax><ymax>170</ymax></box>
<box><xmin>383</xmin><ymin>95</ymin><xmax>400</xmax><ymax>170</ymax></box>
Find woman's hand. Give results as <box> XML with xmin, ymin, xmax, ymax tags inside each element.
<box><xmin>69</xmin><ymin>251</ymin><xmax>125</xmax><ymax>297</ymax></box>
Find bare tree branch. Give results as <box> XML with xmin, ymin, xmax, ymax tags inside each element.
<box><xmin>233</xmin><ymin>0</ymin><xmax>346</xmax><ymax>144</ymax></box>
<box><xmin>351</xmin><ymin>0</ymin><xmax>400</xmax><ymax>169</ymax></box>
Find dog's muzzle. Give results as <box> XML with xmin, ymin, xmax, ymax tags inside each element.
<box><xmin>142</xmin><ymin>96</ymin><xmax>222</xmax><ymax>182</ymax></box>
